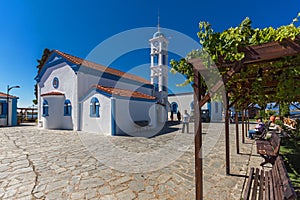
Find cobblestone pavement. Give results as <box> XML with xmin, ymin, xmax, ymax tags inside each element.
<box><xmin>0</xmin><ymin>122</ymin><xmax>265</xmax><ymax>200</ymax></box>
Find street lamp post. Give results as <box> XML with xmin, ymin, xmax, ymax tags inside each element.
<box><xmin>6</xmin><ymin>85</ymin><xmax>20</xmax><ymax>126</ymax></box>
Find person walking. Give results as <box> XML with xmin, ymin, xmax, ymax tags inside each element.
<box><xmin>182</xmin><ymin>110</ymin><xmax>190</xmax><ymax>133</ymax></box>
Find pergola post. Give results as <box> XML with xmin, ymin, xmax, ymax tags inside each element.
<box><xmin>244</xmin><ymin>110</ymin><xmax>247</xmax><ymax>137</ymax></box>
<box><xmin>245</xmin><ymin>110</ymin><xmax>248</xmax><ymax>135</ymax></box>
<box><xmin>241</xmin><ymin>111</ymin><xmax>245</xmax><ymax>143</ymax></box>
<box><xmin>247</xmin><ymin>109</ymin><xmax>250</xmax><ymax>131</ymax></box>
<box><xmin>193</xmin><ymin>68</ymin><xmax>203</xmax><ymax>200</ymax></box>
<box><xmin>225</xmin><ymin>92</ymin><xmax>230</xmax><ymax>175</ymax></box>
<box><xmin>235</xmin><ymin>109</ymin><xmax>239</xmax><ymax>154</ymax></box>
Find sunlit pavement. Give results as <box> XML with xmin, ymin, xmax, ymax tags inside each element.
<box><xmin>0</xmin><ymin>122</ymin><xmax>262</xmax><ymax>200</ymax></box>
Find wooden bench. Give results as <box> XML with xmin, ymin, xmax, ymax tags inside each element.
<box><xmin>243</xmin><ymin>156</ymin><xmax>297</xmax><ymax>200</ymax></box>
<box><xmin>256</xmin><ymin>132</ymin><xmax>280</xmax><ymax>166</ymax></box>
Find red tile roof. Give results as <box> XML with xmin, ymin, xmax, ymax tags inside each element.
<box><xmin>53</xmin><ymin>50</ymin><xmax>151</xmax><ymax>85</ymax></box>
<box><xmin>0</xmin><ymin>92</ymin><xmax>18</xmax><ymax>98</ymax></box>
<box><xmin>41</xmin><ymin>91</ymin><xmax>65</xmax><ymax>97</ymax></box>
<box><xmin>93</xmin><ymin>85</ymin><xmax>156</xmax><ymax>100</ymax></box>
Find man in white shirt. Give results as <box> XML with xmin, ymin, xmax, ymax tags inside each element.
<box><xmin>182</xmin><ymin>110</ymin><xmax>190</xmax><ymax>133</ymax></box>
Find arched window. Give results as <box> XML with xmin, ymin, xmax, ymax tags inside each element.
<box><xmin>64</xmin><ymin>99</ymin><xmax>72</xmax><ymax>116</ymax></box>
<box><xmin>90</xmin><ymin>97</ymin><xmax>100</xmax><ymax>117</ymax></box>
<box><xmin>170</xmin><ymin>102</ymin><xmax>178</xmax><ymax>113</ymax></box>
<box><xmin>42</xmin><ymin>100</ymin><xmax>49</xmax><ymax>117</ymax></box>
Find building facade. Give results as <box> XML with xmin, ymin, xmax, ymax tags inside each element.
<box><xmin>0</xmin><ymin>92</ymin><xmax>19</xmax><ymax>126</ymax></box>
<box><xmin>168</xmin><ymin>92</ymin><xmax>223</xmax><ymax>122</ymax></box>
<box><xmin>35</xmin><ymin>29</ymin><xmax>169</xmax><ymax>136</ymax></box>
<box><xmin>35</xmin><ymin>28</ymin><xmax>223</xmax><ymax>136</ymax></box>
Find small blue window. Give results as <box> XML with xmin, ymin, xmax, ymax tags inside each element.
<box><xmin>90</xmin><ymin>97</ymin><xmax>100</xmax><ymax>117</ymax></box>
<box><xmin>42</xmin><ymin>100</ymin><xmax>49</xmax><ymax>117</ymax></box>
<box><xmin>53</xmin><ymin>77</ymin><xmax>59</xmax><ymax>89</ymax></box>
<box><xmin>64</xmin><ymin>99</ymin><xmax>72</xmax><ymax>116</ymax></box>
<box><xmin>0</xmin><ymin>101</ymin><xmax>8</xmax><ymax>118</ymax></box>
<box><xmin>170</xmin><ymin>102</ymin><xmax>178</xmax><ymax>113</ymax></box>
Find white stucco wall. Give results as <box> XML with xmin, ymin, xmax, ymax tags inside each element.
<box><xmin>39</xmin><ymin>63</ymin><xmax>78</xmax><ymax>130</ymax></box>
<box><xmin>81</xmin><ymin>92</ymin><xmax>111</xmax><ymax>135</ymax></box>
<box><xmin>42</xmin><ymin>95</ymin><xmax>65</xmax><ymax>129</ymax></box>
<box><xmin>37</xmin><ymin>84</ymin><xmax>42</xmax><ymax>127</ymax></box>
<box><xmin>114</xmin><ymin>98</ymin><xmax>156</xmax><ymax>135</ymax></box>
<box><xmin>210</xmin><ymin>101</ymin><xmax>223</xmax><ymax>122</ymax></box>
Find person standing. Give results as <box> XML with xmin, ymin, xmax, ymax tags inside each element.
<box><xmin>177</xmin><ymin>110</ymin><xmax>181</xmax><ymax>122</ymax></box>
<box><xmin>182</xmin><ymin>110</ymin><xmax>190</xmax><ymax>133</ymax></box>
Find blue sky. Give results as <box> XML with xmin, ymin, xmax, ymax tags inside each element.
<box><xmin>0</xmin><ymin>0</ymin><xmax>299</xmax><ymax>107</ymax></box>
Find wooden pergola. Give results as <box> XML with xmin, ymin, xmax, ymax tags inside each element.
<box><xmin>190</xmin><ymin>36</ymin><xmax>300</xmax><ymax>199</ymax></box>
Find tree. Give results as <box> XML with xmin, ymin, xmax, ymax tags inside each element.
<box><xmin>33</xmin><ymin>48</ymin><xmax>51</xmax><ymax>104</ymax></box>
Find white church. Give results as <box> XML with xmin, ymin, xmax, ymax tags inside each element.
<box><xmin>35</xmin><ymin>28</ymin><xmax>222</xmax><ymax>136</ymax></box>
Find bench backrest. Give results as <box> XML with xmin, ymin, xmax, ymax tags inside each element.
<box><xmin>269</xmin><ymin>132</ymin><xmax>281</xmax><ymax>154</ymax></box>
<box><xmin>272</xmin><ymin>156</ymin><xmax>297</xmax><ymax>200</ymax></box>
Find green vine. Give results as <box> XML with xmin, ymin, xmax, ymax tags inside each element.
<box><xmin>198</xmin><ymin>13</ymin><xmax>300</xmax><ymax>64</ymax></box>
<box><xmin>170</xmin><ymin>13</ymin><xmax>300</xmax><ymax>108</ymax></box>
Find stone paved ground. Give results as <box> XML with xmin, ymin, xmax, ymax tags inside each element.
<box><xmin>0</xmin><ymin>122</ymin><xmax>265</xmax><ymax>200</ymax></box>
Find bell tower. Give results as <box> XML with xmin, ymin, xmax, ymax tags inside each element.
<box><xmin>149</xmin><ymin>20</ymin><xmax>168</xmax><ymax>105</ymax></box>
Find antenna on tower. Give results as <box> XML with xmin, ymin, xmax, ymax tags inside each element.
<box><xmin>157</xmin><ymin>8</ymin><xmax>160</xmax><ymax>32</ymax></box>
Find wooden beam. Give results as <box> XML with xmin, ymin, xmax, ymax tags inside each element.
<box><xmin>189</xmin><ymin>59</ymin><xmax>242</xmax><ymax>108</ymax></box>
<box><xmin>243</xmin><ymin>36</ymin><xmax>300</xmax><ymax>64</ymax></box>
<box><xmin>193</xmin><ymin>68</ymin><xmax>203</xmax><ymax>200</ymax></box>
<box><xmin>225</xmin><ymin>92</ymin><xmax>230</xmax><ymax>175</ymax></box>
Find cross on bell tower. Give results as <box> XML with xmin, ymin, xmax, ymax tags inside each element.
<box><xmin>149</xmin><ymin>18</ymin><xmax>169</xmax><ymax>105</ymax></box>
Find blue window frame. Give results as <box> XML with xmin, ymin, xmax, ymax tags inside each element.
<box><xmin>52</xmin><ymin>77</ymin><xmax>59</xmax><ymax>89</ymax></box>
<box><xmin>90</xmin><ymin>97</ymin><xmax>100</xmax><ymax>117</ymax></box>
<box><xmin>0</xmin><ymin>101</ymin><xmax>7</xmax><ymax>118</ymax></box>
<box><xmin>64</xmin><ymin>99</ymin><xmax>72</xmax><ymax>116</ymax></box>
<box><xmin>42</xmin><ymin>100</ymin><xmax>49</xmax><ymax>117</ymax></box>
